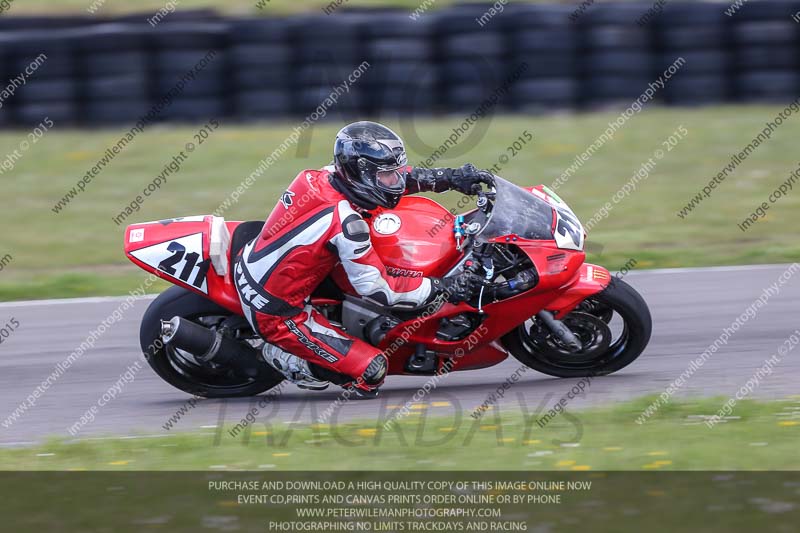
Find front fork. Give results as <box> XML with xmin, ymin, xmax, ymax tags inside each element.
<box><xmin>535</xmin><ymin>263</ymin><xmax>613</xmax><ymax>352</ymax></box>
<box><xmin>536</xmin><ymin>310</ymin><xmax>582</xmax><ymax>351</ymax></box>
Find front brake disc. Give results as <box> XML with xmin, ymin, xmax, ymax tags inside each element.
<box><xmin>529</xmin><ymin>312</ymin><xmax>612</xmax><ymax>363</ymax></box>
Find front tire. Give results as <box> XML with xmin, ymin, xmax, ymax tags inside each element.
<box><xmin>140</xmin><ymin>286</ymin><xmax>284</xmax><ymax>397</ymax></box>
<box><xmin>502</xmin><ymin>278</ymin><xmax>652</xmax><ymax>378</ymax></box>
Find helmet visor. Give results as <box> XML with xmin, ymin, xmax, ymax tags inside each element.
<box><xmin>376</xmin><ymin>168</ymin><xmax>405</xmax><ymax>190</ymax></box>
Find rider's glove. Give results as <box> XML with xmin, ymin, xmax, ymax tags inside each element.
<box><xmin>407</xmin><ymin>165</ymin><xmax>495</xmax><ymax>194</ymax></box>
<box><xmin>448</xmin><ymin>164</ymin><xmax>495</xmax><ymax>196</ymax></box>
<box><xmin>430</xmin><ymin>271</ymin><xmax>484</xmax><ymax>304</ymax></box>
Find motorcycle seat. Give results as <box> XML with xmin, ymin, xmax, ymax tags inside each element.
<box><xmin>228</xmin><ymin>220</ymin><xmax>264</xmax><ymax>278</ymax></box>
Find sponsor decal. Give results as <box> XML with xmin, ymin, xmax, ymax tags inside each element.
<box><xmin>234</xmin><ymin>262</ymin><xmax>271</xmax><ymax>311</ymax></box>
<box><xmin>129</xmin><ymin>233</ymin><xmax>210</xmax><ymax>293</ymax></box>
<box><xmin>386</xmin><ymin>266</ymin><xmax>424</xmax><ymax>278</ymax></box>
<box><xmin>129</xmin><ymin>228</ymin><xmax>145</xmax><ymax>243</ymax></box>
<box><xmin>305</xmin><ymin>172</ymin><xmax>319</xmax><ymax>193</ymax></box>
<box><xmin>284</xmin><ymin>319</ymin><xmax>339</xmax><ymax>363</ymax></box>
<box><xmin>280</xmin><ymin>190</ymin><xmax>296</xmax><ymax>209</ymax></box>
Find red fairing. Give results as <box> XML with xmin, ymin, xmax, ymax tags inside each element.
<box><xmin>124</xmin><ymin>176</ymin><xmax>615</xmax><ymax>378</ymax></box>
<box><xmin>123</xmin><ymin>216</ymin><xmax>243</xmax><ymax>314</ymax></box>
<box><xmin>370</xmin><ymin>196</ymin><xmax>463</xmax><ymax>278</ymax></box>
<box><xmin>544</xmin><ymin>263</ymin><xmax>612</xmax><ymax>317</ymax></box>
<box><xmin>374</xmin><ymin>243</ymin><xmax>605</xmax><ymax>374</ymax></box>
<box><xmin>331</xmin><ymin>195</ymin><xmax>463</xmax><ymax>292</ymax></box>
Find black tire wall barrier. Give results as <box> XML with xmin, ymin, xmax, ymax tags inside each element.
<box><xmin>1</xmin><ymin>1</ymin><xmax>799</xmax><ymax>126</ymax></box>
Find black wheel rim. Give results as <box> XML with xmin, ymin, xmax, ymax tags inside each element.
<box><xmin>517</xmin><ymin>298</ymin><xmax>631</xmax><ymax>371</ymax></box>
<box><xmin>164</xmin><ymin>313</ymin><xmax>262</xmax><ymax>391</ymax></box>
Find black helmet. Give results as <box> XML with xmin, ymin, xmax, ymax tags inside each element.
<box><xmin>332</xmin><ymin>121</ymin><xmax>408</xmax><ymax>209</ymax></box>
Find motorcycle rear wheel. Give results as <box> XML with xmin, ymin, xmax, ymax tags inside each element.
<box><xmin>502</xmin><ymin>278</ymin><xmax>652</xmax><ymax>378</ymax></box>
<box><xmin>140</xmin><ymin>286</ymin><xmax>284</xmax><ymax>397</ymax></box>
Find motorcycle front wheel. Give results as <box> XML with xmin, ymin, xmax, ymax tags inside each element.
<box><xmin>140</xmin><ymin>286</ymin><xmax>284</xmax><ymax>397</ymax></box>
<box><xmin>502</xmin><ymin>278</ymin><xmax>652</xmax><ymax>378</ymax></box>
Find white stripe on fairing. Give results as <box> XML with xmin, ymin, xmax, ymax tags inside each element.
<box><xmin>0</xmin><ymin>264</ymin><xmax>795</xmax><ymax>308</ymax></box>
<box><xmin>242</xmin><ymin>211</ymin><xmax>334</xmax><ymax>284</ymax></box>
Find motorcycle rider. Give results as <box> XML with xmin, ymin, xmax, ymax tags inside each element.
<box><xmin>234</xmin><ymin>121</ymin><xmax>494</xmax><ymax>398</ymax></box>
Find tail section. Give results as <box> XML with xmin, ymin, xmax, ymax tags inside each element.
<box><xmin>124</xmin><ymin>215</ymin><xmax>243</xmax><ymax>313</ymax></box>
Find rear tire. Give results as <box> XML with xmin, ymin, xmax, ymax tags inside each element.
<box><xmin>502</xmin><ymin>278</ymin><xmax>652</xmax><ymax>378</ymax></box>
<box><xmin>140</xmin><ymin>286</ymin><xmax>284</xmax><ymax>398</ymax></box>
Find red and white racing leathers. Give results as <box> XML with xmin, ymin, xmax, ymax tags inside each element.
<box><xmin>234</xmin><ymin>166</ymin><xmax>434</xmax><ymax>383</ymax></box>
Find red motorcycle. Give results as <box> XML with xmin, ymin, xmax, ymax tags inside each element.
<box><xmin>125</xmin><ymin>176</ymin><xmax>651</xmax><ymax>397</ymax></box>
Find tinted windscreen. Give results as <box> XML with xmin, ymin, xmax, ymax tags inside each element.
<box><xmin>476</xmin><ymin>177</ymin><xmax>554</xmax><ymax>241</ymax></box>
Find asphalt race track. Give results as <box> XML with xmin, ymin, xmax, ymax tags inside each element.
<box><xmin>1</xmin><ymin>264</ymin><xmax>799</xmax><ymax>446</ymax></box>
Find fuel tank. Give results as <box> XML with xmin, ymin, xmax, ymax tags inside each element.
<box><xmin>368</xmin><ymin>196</ymin><xmax>463</xmax><ymax>278</ymax></box>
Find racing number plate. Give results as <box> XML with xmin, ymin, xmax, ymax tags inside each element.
<box><xmin>129</xmin><ymin>232</ymin><xmax>211</xmax><ymax>293</ymax></box>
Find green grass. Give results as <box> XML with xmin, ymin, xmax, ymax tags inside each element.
<box><xmin>3</xmin><ymin>106</ymin><xmax>800</xmax><ymax>300</ymax></box>
<box><xmin>2</xmin><ymin>0</ymin><xmax>576</xmax><ymax>16</ymax></box>
<box><xmin>3</xmin><ymin>397</ymin><xmax>799</xmax><ymax>470</ymax></box>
